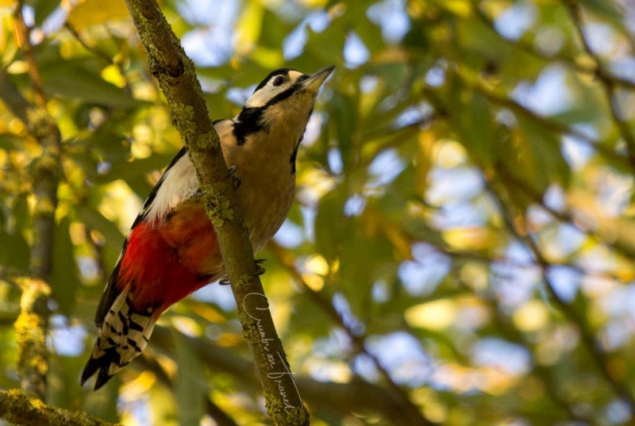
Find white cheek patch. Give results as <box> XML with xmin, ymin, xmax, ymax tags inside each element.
<box><xmin>245</xmin><ymin>71</ymin><xmax>304</xmax><ymax>108</ymax></box>
<box><xmin>245</xmin><ymin>86</ymin><xmax>276</xmax><ymax>108</ymax></box>
<box><xmin>144</xmin><ymin>154</ymin><xmax>199</xmax><ymax>226</ymax></box>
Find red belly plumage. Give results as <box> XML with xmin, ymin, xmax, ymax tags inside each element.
<box><xmin>118</xmin><ymin>201</ymin><xmax>222</xmax><ymax>314</ymax></box>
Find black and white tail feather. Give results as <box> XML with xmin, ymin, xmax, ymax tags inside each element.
<box><xmin>81</xmin><ymin>289</ymin><xmax>156</xmax><ymax>390</ymax></box>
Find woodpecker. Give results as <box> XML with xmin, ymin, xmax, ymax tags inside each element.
<box><xmin>81</xmin><ymin>66</ymin><xmax>334</xmax><ymax>390</ymax></box>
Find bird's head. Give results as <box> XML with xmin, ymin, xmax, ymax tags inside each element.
<box><xmin>234</xmin><ymin>66</ymin><xmax>334</xmax><ymax>146</ymax></box>
<box><xmin>246</xmin><ymin>65</ymin><xmax>334</xmax><ymax>109</ymax></box>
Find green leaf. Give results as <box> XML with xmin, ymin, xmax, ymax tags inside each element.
<box><xmin>330</xmin><ymin>90</ymin><xmax>358</xmax><ymax>170</ymax></box>
<box><xmin>75</xmin><ymin>204</ymin><xmax>125</xmax><ymax>268</ymax></box>
<box><xmin>0</xmin><ymin>134</ymin><xmax>24</xmax><ymax>152</ymax></box>
<box><xmin>0</xmin><ymin>231</ymin><xmax>30</xmax><ymax>272</ymax></box>
<box><xmin>50</xmin><ymin>216</ymin><xmax>82</xmax><ymax>316</ymax></box>
<box><xmin>314</xmin><ymin>189</ymin><xmax>347</xmax><ymax>262</ymax></box>
<box><xmin>448</xmin><ymin>78</ymin><xmax>496</xmax><ymax>168</ymax></box>
<box><xmin>504</xmin><ymin>115</ymin><xmax>570</xmax><ymax>196</ymax></box>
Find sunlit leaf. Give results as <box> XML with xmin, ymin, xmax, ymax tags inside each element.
<box><xmin>67</xmin><ymin>0</ymin><xmax>129</xmax><ymax>29</ymax></box>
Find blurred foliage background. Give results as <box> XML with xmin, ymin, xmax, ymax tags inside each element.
<box><xmin>1</xmin><ymin>0</ymin><xmax>635</xmax><ymax>424</ymax></box>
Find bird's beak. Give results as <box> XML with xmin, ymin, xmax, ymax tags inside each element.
<box><xmin>302</xmin><ymin>65</ymin><xmax>335</xmax><ymax>92</ymax></box>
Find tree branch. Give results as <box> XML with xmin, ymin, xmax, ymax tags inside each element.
<box><xmin>4</xmin><ymin>1</ymin><xmax>63</xmax><ymax>402</ymax></box>
<box><xmin>13</xmin><ymin>278</ymin><xmax>50</xmax><ymax>402</ymax></box>
<box><xmin>444</xmin><ymin>68</ymin><xmax>632</xmax><ymax>170</ymax></box>
<box><xmin>498</xmin><ymin>166</ymin><xmax>635</xmax><ymax>261</ymax></box>
<box><xmin>0</xmin><ymin>389</ymin><xmax>119</xmax><ymax>426</ymax></box>
<box><xmin>485</xmin><ymin>176</ymin><xmax>635</xmax><ymax>411</ymax></box>
<box><xmin>122</xmin><ymin>0</ymin><xmax>308</xmax><ymax>423</ymax></box>
<box><xmin>14</xmin><ymin>1</ymin><xmax>46</xmax><ymax>109</ymax></box>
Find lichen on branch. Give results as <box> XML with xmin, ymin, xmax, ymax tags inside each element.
<box><xmin>0</xmin><ymin>389</ymin><xmax>119</xmax><ymax>426</ymax></box>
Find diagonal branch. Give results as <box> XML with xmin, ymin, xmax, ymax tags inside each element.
<box><xmin>121</xmin><ymin>0</ymin><xmax>308</xmax><ymax>424</ymax></box>
<box><xmin>474</xmin><ymin>6</ymin><xmax>635</xmax><ymax>92</ymax></box>
<box><xmin>269</xmin><ymin>242</ymin><xmax>434</xmax><ymax>425</ymax></box>
<box><xmin>485</xmin><ymin>176</ymin><xmax>635</xmax><ymax>410</ymax></box>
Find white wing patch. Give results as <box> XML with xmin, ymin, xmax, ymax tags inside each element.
<box><xmin>143</xmin><ymin>153</ymin><xmax>198</xmax><ymax>226</ymax></box>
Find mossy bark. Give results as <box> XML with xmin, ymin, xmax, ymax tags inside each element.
<box><xmin>0</xmin><ymin>390</ymin><xmax>119</xmax><ymax>426</ymax></box>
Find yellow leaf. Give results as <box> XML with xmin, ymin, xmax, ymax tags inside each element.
<box><xmin>443</xmin><ymin>227</ymin><xmax>495</xmax><ymax>250</ymax></box>
<box><xmin>66</xmin><ymin>0</ymin><xmax>129</xmax><ymax>29</ymax></box>
<box><xmin>405</xmin><ymin>300</ymin><xmax>457</xmax><ymax>330</ymax></box>
<box><xmin>434</xmin><ymin>0</ymin><xmax>472</xmax><ymax>17</ymax></box>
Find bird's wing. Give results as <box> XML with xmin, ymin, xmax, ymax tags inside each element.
<box><xmin>93</xmin><ymin>146</ymin><xmax>188</xmax><ymax>327</ymax></box>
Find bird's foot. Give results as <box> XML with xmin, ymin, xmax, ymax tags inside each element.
<box><xmin>227</xmin><ymin>165</ymin><xmax>241</xmax><ymax>190</ymax></box>
<box><xmin>254</xmin><ymin>259</ymin><xmax>266</xmax><ymax>276</ymax></box>
<box><xmin>219</xmin><ymin>276</ymin><xmax>231</xmax><ymax>286</ymax></box>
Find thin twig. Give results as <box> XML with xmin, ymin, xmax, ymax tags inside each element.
<box><xmin>564</xmin><ymin>0</ymin><xmax>635</xmax><ymax>167</ymax></box>
<box><xmin>64</xmin><ymin>23</ymin><xmax>133</xmax><ymax>96</ymax></box>
<box><xmin>14</xmin><ymin>1</ymin><xmax>46</xmax><ymax>108</ymax></box>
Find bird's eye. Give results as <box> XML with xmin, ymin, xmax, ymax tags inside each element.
<box><xmin>272</xmin><ymin>76</ymin><xmax>285</xmax><ymax>87</ymax></box>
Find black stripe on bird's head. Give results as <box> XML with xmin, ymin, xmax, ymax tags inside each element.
<box><xmin>234</xmin><ymin>66</ymin><xmax>334</xmax><ymax>145</ymax></box>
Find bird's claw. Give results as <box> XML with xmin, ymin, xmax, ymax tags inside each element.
<box><xmin>227</xmin><ymin>166</ymin><xmax>241</xmax><ymax>189</ymax></box>
<box><xmin>254</xmin><ymin>260</ymin><xmax>266</xmax><ymax>276</ymax></box>
<box><xmin>219</xmin><ymin>276</ymin><xmax>231</xmax><ymax>286</ymax></box>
